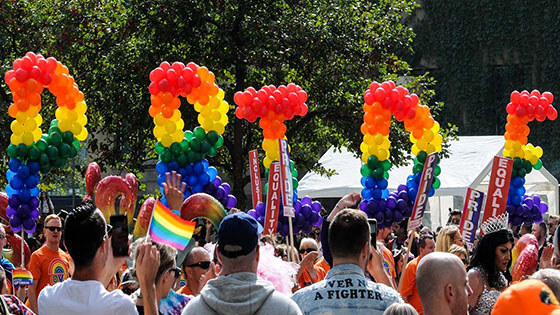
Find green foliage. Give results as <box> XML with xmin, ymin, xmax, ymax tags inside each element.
<box><xmin>411</xmin><ymin>0</ymin><xmax>560</xmax><ymax>178</ymax></box>
<box><xmin>0</xmin><ymin>0</ymin><xmax>456</xmax><ymax>207</ymax></box>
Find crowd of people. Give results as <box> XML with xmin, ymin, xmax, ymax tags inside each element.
<box><xmin>0</xmin><ymin>174</ymin><xmax>559</xmax><ymax>314</ymax></box>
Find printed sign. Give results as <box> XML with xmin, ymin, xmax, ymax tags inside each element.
<box><xmin>480</xmin><ymin>156</ymin><xmax>513</xmax><ymax>227</ymax></box>
<box><xmin>264</xmin><ymin>162</ymin><xmax>282</xmax><ymax>235</ymax></box>
<box><xmin>459</xmin><ymin>188</ymin><xmax>485</xmax><ymax>251</ymax></box>
<box><xmin>408</xmin><ymin>152</ymin><xmax>439</xmax><ymax>231</ymax></box>
<box><xmin>249</xmin><ymin>149</ymin><xmax>262</xmax><ymax>209</ymax></box>
<box><xmin>278</xmin><ymin>139</ymin><xmax>294</xmax><ymax>217</ymax></box>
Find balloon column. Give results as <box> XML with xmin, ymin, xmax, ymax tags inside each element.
<box><xmin>358</xmin><ymin>81</ymin><xmax>443</xmax><ymax>228</ymax></box>
<box><xmin>148</xmin><ymin>62</ymin><xmax>236</xmax><ymax>210</ymax></box>
<box><xmin>4</xmin><ymin>52</ymin><xmax>88</xmax><ymax>233</ymax></box>
<box><xmin>234</xmin><ymin>84</ymin><xmax>322</xmax><ymax>236</ymax></box>
<box><xmin>503</xmin><ymin>90</ymin><xmax>557</xmax><ymax>226</ymax></box>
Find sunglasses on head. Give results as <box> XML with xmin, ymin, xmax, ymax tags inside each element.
<box><xmin>299</xmin><ymin>248</ymin><xmax>315</xmax><ymax>254</ymax></box>
<box><xmin>45</xmin><ymin>226</ymin><xmax>62</xmax><ymax>232</ymax></box>
<box><xmin>186</xmin><ymin>261</ymin><xmax>211</xmax><ymax>269</ymax></box>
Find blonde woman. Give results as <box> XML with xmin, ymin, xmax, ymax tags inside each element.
<box><xmin>448</xmin><ymin>244</ymin><xmax>469</xmax><ymax>267</ymax></box>
<box><xmin>436</xmin><ymin>225</ymin><xmax>463</xmax><ymax>252</ymax></box>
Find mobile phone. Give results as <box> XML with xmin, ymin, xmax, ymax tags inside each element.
<box><xmin>110</xmin><ymin>215</ymin><xmax>129</xmax><ymax>257</ymax></box>
<box><xmin>367</xmin><ymin>218</ymin><xmax>378</xmax><ymax>243</ymax></box>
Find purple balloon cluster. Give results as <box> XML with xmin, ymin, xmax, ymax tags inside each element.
<box><xmin>359</xmin><ymin>184</ymin><xmax>413</xmax><ymax>229</ymax></box>
<box><xmin>248</xmin><ymin>196</ymin><xmax>323</xmax><ymax>236</ymax></box>
<box><xmin>506</xmin><ymin>194</ymin><xmax>548</xmax><ymax>226</ymax></box>
<box><xmin>203</xmin><ymin>176</ymin><xmax>237</xmax><ymax>209</ymax></box>
<box><xmin>6</xmin><ymin>194</ymin><xmax>40</xmax><ymax>233</ymax></box>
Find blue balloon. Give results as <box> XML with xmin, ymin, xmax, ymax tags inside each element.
<box><xmin>365</xmin><ymin>177</ymin><xmax>375</xmax><ymax>189</ymax></box>
<box><xmin>201</xmin><ymin>159</ymin><xmax>209</xmax><ymax>170</ymax></box>
<box><xmin>199</xmin><ymin>173</ymin><xmax>210</xmax><ymax>186</ymax></box>
<box><xmin>408</xmin><ymin>188</ymin><xmax>418</xmax><ymax>202</ymax></box>
<box><xmin>10</xmin><ymin>176</ymin><xmax>23</xmax><ymax>190</ymax></box>
<box><xmin>168</xmin><ymin>161</ymin><xmax>179</xmax><ymax>171</ymax></box>
<box><xmin>192</xmin><ymin>185</ymin><xmax>203</xmax><ymax>193</ymax></box>
<box><xmin>178</xmin><ymin>167</ymin><xmax>188</xmax><ymax>179</ymax></box>
<box><xmin>28</xmin><ymin>161</ymin><xmax>40</xmax><ymax>174</ymax></box>
<box><xmin>156</xmin><ymin>161</ymin><xmax>168</xmax><ymax>174</ymax></box>
<box><xmin>30</xmin><ymin>187</ymin><xmax>39</xmax><ymax>197</ymax></box>
<box><xmin>429</xmin><ymin>187</ymin><xmax>435</xmax><ymax>197</ymax></box>
<box><xmin>18</xmin><ymin>188</ymin><xmax>31</xmax><ymax>203</ymax></box>
<box><xmin>378</xmin><ymin>178</ymin><xmax>388</xmax><ymax>190</ymax></box>
<box><xmin>5</xmin><ymin>185</ymin><xmax>17</xmax><ymax>196</ymax></box>
<box><xmin>25</xmin><ymin>175</ymin><xmax>39</xmax><ymax>189</ymax></box>
<box><xmin>185</xmin><ymin>164</ymin><xmax>194</xmax><ymax>176</ymax></box>
<box><xmin>6</xmin><ymin>170</ymin><xmax>15</xmax><ymax>182</ymax></box>
<box><xmin>511</xmin><ymin>195</ymin><xmax>522</xmax><ymax>206</ymax></box>
<box><xmin>207</xmin><ymin>167</ymin><xmax>217</xmax><ymax>180</ymax></box>
<box><xmin>187</xmin><ymin>175</ymin><xmax>198</xmax><ymax>187</ymax></box>
<box><xmin>381</xmin><ymin>189</ymin><xmax>389</xmax><ymax>199</ymax></box>
<box><xmin>361</xmin><ymin>189</ymin><xmax>373</xmax><ymax>200</ymax></box>
<box><xmin>157</xmin><ymin>174</ymin><xmax>166</xmax><ymax>186</ymax></box>
<box><xmin>17</xmin><ymin>165</ymin><xmax>30</xmax><ymax>180</ymax></box>
<box><xmin>193</xmin><ymin>162</ymin><xmax>204</xmax><ymax>175</ymax></box>
<box><xmin>160</xmin><ymin>195</ymin><xmax>168</xmax><ymax>206</ymax></box>
<box><xmin>8</xmin><ymin>159</ymin><xmax>21</xmax><ymax>172</ymax></box>
<box><xmin>372</xmin><ymin>189</ymin><xmax>382</xmax><ymax>199</ymax></box>
<box><xmin>360</xmin><ymin>176</ymin><xmax>367</xmax><ymax>187</ymax></box>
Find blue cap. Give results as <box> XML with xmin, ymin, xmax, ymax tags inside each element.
<box><xmin>218</xmin><ymin>212</ymin><xmax>263</xmax><ymax>258</ymax></box>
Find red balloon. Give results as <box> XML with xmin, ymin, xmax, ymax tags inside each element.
<box><xmin>374</xmin><ymin>87</ymin><xmax>386</xmax><ymax>101</ymax></box>
<box><xmin>369</xmin><ymin>81</ymin><xmax>379</xmax><ymax>92</ymax></box>
<box><xmin>547</xmin><ymin>107</ymin><xmax>558</xmax><ymax>120</ymax></box>
<box><xmin>297</xmin><ymin>90</ymin><xmax>307</xmax><ymax>103</ymax></box>
<box><xmin>516</xmin><ymin>105</ymin><xmax>526</xmax><ymax>117</ymax></box>
<box><xmin>506</xmin><ymin>102</ymin><xmax>516</xmax><ymax>115</ymax></box>
<box><xmin>233</xmin><ymin>91</ymin><xmax>244</xmax><ymax>105</ymax></box>
<box><xmin>520</xmin><ymin>94</ymin><xmax>529</xmax><ymax>106</ymax></box>
<box><xmin>528</xmin><ymin>96</ymin><xmax>539</xmax><ymax>106</ymax></box>
<box><xmin>159</xmin><ymin>61</ymin><xmax>171</xmax><ymax>71</ymax></box>
<box><xmin>181</xmin><ymin>67</ymin><xmax>194</xmax><ymax>82</ymax></box>
<box><xmin>15</xmin><ymin>68</ymin><xmax>28</xmax><ymax>82</ymax></box>
<box><xmin>364</xmin><ymin>91</ymin><xmax>374</xmax><ymax>104</ymax></box>
<box><xmin>510</xmin><ymin>90</ymin><xmax>520</xmax><ymax>104</ymax></box>
<box><xmin>406</xmin><ymin>108</ymin><xmax>416</xmax><ymax>120</ymax></box>
<box><xmin>543</xmin><ymin>92</ymin><xmax>554</xmax><ymax>103</ymax></box>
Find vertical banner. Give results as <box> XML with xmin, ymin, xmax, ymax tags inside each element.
<box><xmin>278</xmin><ymin>139</ymin><xmax>294</xmax><ymax>217</ymax></box>
<box><xmin>459</xmin><ymin>188</ymin><xmax>485</xmax><ymax>251</ymax></box>
<box><xmin>480</xmin><ymin>156</ymin><xmax>513</xmax><ymax>226</ymax></box>
<box><xmin>408</xmin><ymin>152</ymin><xmax>439</xmax><ymax>231</ymax></box>
<box><xmin>264</xmin><ymin>162</ymin><xmax>282</xmax><ymax>235</ymax></box>
<box><xmin>248</xmin><ymin>149</ymin><xmax>262</xmax><ymax>209</ymax></box>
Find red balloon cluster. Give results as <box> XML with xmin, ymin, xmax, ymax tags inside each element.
<box><xmin>507</xmin><ymin>90</ymin><xmax>557</xmax><ymax>122</ymax></box>
<box><xmin>363</xmin><ymin>81</ymin><xmax>419</xmax><ymax>123</ymax></box>
<box><xmin>5</xmin><ymin>52</ymin><xmax>56</xmax><ymax>88</ymax></box>
<box><xmin>234</xmin><ymin>84</ymin><xmax>308</xmax><ymax>139</ymax></box>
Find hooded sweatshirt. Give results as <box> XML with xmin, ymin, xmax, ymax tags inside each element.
<box><xmin>182</xmin><ymin>272</ymin><xmax>301</xmax><ymax>315</ymax></box>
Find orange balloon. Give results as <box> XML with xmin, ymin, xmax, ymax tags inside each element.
<box><xmin>8</xmin><ymin>104</ymin><xmax>19</xmax><ymax>118</ymax></box>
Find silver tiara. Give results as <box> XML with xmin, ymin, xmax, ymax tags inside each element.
<box><xmin>480</xmin><ymin>213</ymin><xmax>509</xmax><ymax>235</ymax></box>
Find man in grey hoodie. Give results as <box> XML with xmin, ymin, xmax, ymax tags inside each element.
<box><xmin>182</xmin><ymin>212</ymin><xmax>302</xmax><ymax>315</ymax></box>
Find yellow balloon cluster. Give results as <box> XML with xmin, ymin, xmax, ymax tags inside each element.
<box><xmin>503</xmin><ymin>142</ymin><xmax>543</xmax><ymax>165</ymax></box>
<box><xmin>360</xmin><ymin>133</ymin><xmax>391</xmax><ymax>164</ymax></box>
<box><xmin>261</xmin><ymin>137</ymin><xmax>290</xmax><ymax>169</ymax></box>
<box><xmin>149</xmin><ymin>62</ymin><xmax>229</xmax><ymax>148</ymax></box>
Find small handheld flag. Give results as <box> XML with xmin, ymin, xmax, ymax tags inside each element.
<box><xmin>148</xmin><ymin>201</ymin><xmax>196</xmax><ymax>251</ymax></box>
<box><xmin>12</xmin><ymin>269</ymin><xmax>33</xmax><ymax>287</ymax></box>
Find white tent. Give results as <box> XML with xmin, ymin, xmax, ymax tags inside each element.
<box><xmin>298</xmin><ymin>136</ymin><xmax>559</xmax><ymax>229</ymax></box>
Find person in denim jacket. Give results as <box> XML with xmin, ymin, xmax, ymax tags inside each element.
<box><xmin>292</xmin><ymin>209</ymin><xmax>402</xmax><ymax>315</ymax></box>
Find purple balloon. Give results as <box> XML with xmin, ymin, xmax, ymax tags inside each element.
<box><xmin>397</xmin><ymin>191</ymin><xmax>409</xmax><ymax>202</ymax></box>
<box><xmin>30</xmin><ymin>209</ymin><xmax>39</xmax><ymax>220</ymax></box>
<box><xmin>398</xmin><ymin>184</ymin><xmax>408</xmax><ymax>192</ymax></box>
<box><xmin>304</xmin><ymin>222</ymin><xmax>313</xmax><ymax>234</ymax></box>
<box><xmin>374</xmin><ymin>211</ymin><xmax>385</xmax><ymax>224</ymax></box>
<box><xmin>215</xmin><ymin>187</ymin><xmax>225</xmax><ymax>200</ymax></box>
<box><xmin>359</xmin><ymin>200</ymin><xmax>367</xmax><ymax>211</ymax></box>
<box><xmin>311</xmin><ymin>201</ymin><xmax>321</xmax><ymax>213</ymax></box>
<box><xmin>222</xmin><ymin>183</ymin><xmax>231</xmax><ymax>196</ymax></box>
<box><xmin>6</xmin><ymin>206</ymin><xmax>16</xmax><ymax>218</ymax></box>
<box><xmin>281</xmin><ymin>223</ymin><xmax>289</xmax><ymax>236</ymax></box>
<box><xmin>29</xmin><ymin>197</ymin><xmax>39</xmax><ymax>208</ymax></box>
<box><xmin>294</xmin><ymin>201</ymin><xmax>301</xmax><ymax>213</ymax></box>
<box><xmin>204</xmin><ymin>182</ymin><xmax>217</xmax><ymax>194</ymax></box>
<box><xmin>523</xmin><ymin>198</ymin><xmax>534</xmax><ymax>209</ymax></box>
<box><xmin>539</xmin><ymin>203</ymin><xmax>549</xmax><ymax>214</ymax></box>
<box><xmin>8</xmin><ymin>195</ymin><xmax>20</xmax><ymax>209</ymax></box>
<box><xmin>534</xmin><ymin>213</ymin><xmax>543</xmax><ymax>224</ymax></box>
<box><xmin>386</xmin><ymin>197</ymin><xmax>397</xmax><ymax>209</ymax></box>
<box><xmin>10</xmin><ymin>216</ymin><xmax>21</xmax><ymax>232</ymax></box>
<box><xmin>256</xmin><ymin>202</ymin><xmax>265</xmax><ymax>213</ymax></box>
<box><xmin>226</xmin><ymin>195</ymin><xmax>237</xmax><ymax>209</ymax></box>
<box><xmin>248</xmin><ymin>209</ymin><xmax>258</xmax><ymax>219</ymax></box>
<box><xmin>511</xmin><ymin>215</ymin><xmax>523</xmax><ymax>226</ymax></box>
<box><xmin>533</xmin><ymin>195</ymin><xmax>541</xmax><ymax>205</ymax></box>
<box><xmin>212</xmin><ymin>176</ymin><xmax>222</xmax><ymax>187</ymax></box>
<box><xmin>301</xmin><ymin>196</ymin><xmax>312</xmax><ymax>205</ymax></box>
<box><xmin>314</xmin><ymin>215</ymin><xmax>323</xmax><ymax>227</ymax></box>
<box><xmin>396</xmin><ymin>199</ymin><xmax>407</xmax><ymax>211</ymax></box>
<box><xmin>393</xmin><ymin>211</ymin><xmax>403</xmax><ymax>223</ymax></box>
<box><xmin>384</xmin><ymin>209</ymin><xmax>393</xmax><ymax>221</ymax></box>
<box><xmin>378</xmin><ymin>199</ymin><xmax>386</xmax><ymax>211</ymax></box>
<box><xmin>23</xmin><ymin>218</ymin><xmax>35</xmax><ymax>232</ymax></box>
<box><xmin>310</xmin><ymin>212</ymin><xmax>320</xmax><ymax>225</ymax></box>
<box><xmin>295</xmin><ymin>213</ymin><xmax>305</xmax><ymax>227</ymax></box>
<box><xmin>257</xmin><ymin>216</ymin><xmax>265</xmax><ymax>226</ymax></box>
<box><xmin>301</xmin><ymin>204</ymin><xmax>312</xmax><ymax>218</ymax></box>
<box><xmin>404</xmin><ymin>206</ymin><xmax>413</xmax><ymax>217</ymax></box>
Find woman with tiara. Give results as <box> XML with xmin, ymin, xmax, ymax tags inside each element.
<box><xmin>467</xmin><ymin>214</ymin><xmax>514</xmax><ymax>314</ymax></box>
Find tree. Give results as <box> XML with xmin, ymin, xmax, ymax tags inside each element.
<box><xmin>0</xmin><ymin>0</ymin><xmax>455</xmax><ymax>207</ymax></box>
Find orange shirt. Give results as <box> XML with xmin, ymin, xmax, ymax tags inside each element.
<box><xmin>400</xmin><ymin>257</ymin><xmax>423</xmax><ymax>315</ymax></box>
<box><xmin>27</xmin><ymin>245</ymin><xmax>71</xmax><ymax>298</ymax></box>
<box><xmin>315</xmin><ymin>257</ymin><xmax>331</xmax><ymax>274</ymax></box>
<box><xmin>298</xmin><ymin>264</ymin><xmax>326</xmax><ymax>289</ymax></box>
<box><xmin>382</xmin><ymin>246</ymin><xmax>397</xmax><ymax>280</ymax></box>
<box><xmin>177</xmin><ymin>284</ymin><xmax>194</xmax><ymax>296</ymax></box>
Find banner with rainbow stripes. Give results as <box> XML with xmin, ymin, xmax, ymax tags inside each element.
<box><xmin>148</xmin><ymin>201</ymin><xmax>196</xmax><ymax>250</ymax></box>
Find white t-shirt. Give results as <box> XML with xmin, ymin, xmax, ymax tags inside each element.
<box><xmin>38</xmin><ymin>279</ymin><xmax>138</xmax><ymax>315</ymax></box>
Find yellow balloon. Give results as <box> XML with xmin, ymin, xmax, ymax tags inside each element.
<box><xmin>409</xmin><ymin>132</ymin><xmax>417</xmax><ymax>143</ymax></box>
<box><xmin>210</xmin><ymin>111</ymin><xmax>221</xmax><ymax>121</ymax></box>
<box><xmin>512</xmin><ymin>141</ymin><xmax>522</xmax><ymax>151</ymax></box>
<box><xmin>374</xmin><ymin>134</ymin><xmax>384</xmax><ymax>145</ymax></box>
<box><xmin>426</xmin><ymin>143</ymin><xmax>436</xmax><ymax>153</ymax></box>
<box><xmin>214</xmin><ymin>123</ymin><xmax>225</xmax><ymax>135</ymax></box>
<box><xmin>218</xmin><ymin>101</ymin><xmax>229</xmax><ymax>114</ymax></box>
<box><xmin>173</xmin><ymin>130</ymin><xmax>183</xmax><ymax>143</ymax></box>
<box><xmin>76</xmin><ymin>101</ymin><xmax>87</xmax><ymax>115</ymax></box>
<box><xmin>380</xmin><ymin>138</ymin><xmax>390</xmax><ymax>150</ymax></box>
<box><xmin>154</xmin><ymin>114</ymin><xmax>166</xmax><ymax>126</ymax></box>
<box><xmin>219</xmin><ymin>115</ymin><xmax>228</xmax><ymax>126</ymax></box>
<box><xmin>194</xmin><ymin>102</ymin><xmax>203</xmax><ymax>112</ymax></box>
<box><xmin>35</xmin><ymin>114</ymin><xmax>43</xmax><ymax>126</ymax></box>
<box><xmin>217</xmin><ymin>89</ymin><xmax>225</xmax><ymax>101</ymax></box>
<box><xmin>76</xmin><ymin>128</ymin><xmax>88</xmax><ymax>141</ymax></box>
<box><xmin>503</xmin><ymin>149</ymin><xmax>511</xmax><ymax>158</ymax></box>
<box><xmin>72</xmin><ymin>122</ymin><xmax>82</xmax><ymax>135</ymax></box>
<box><xmin>77</xmin><ymin>115</ymin><xmax>87</xmax><ymax>126</ymax></box>
<box><xmin>58</xmin><ymin>119</ymin><xmax>71</xmax><ymax>132</ymax></box>
<box><xmin>423</xmin><ymin>130</ymin><xmax>434</xmax><ymax>142</ymax></box>
<box><xmin>417</xmin><ymin>138</ymin><xmax>427</xmax><ymax>151</ymax></box>
<box><xmin>534</xmin><ymin>146</ymin><xmax>543</xmax><ymax>158</ymax></box>
<box><xmin>263</xmin><ymin>157</ymin><xmax>272</xmax><ymax>169</ymax></box>
<box><xmin>209</xmin><ymin>97</ymin><xmax>221</xmax><ymax>109</ymax></box>
<box><xmin>377</xmin><ymin>148</ymin><xmax>388</xmax><ymax>161</ymax></box>
<box><xmin>368</xmin><ymin>144</ymin><xmax>378</xmax><ymax>155</ymax></box>
<box><xmin>360</xmin><ymin>142</ymin><xmax>369</xmax><ymax>153</ymax></box>
<box><xmin>165</xmin><ymin>121</ymin><xmax>176</xmax><ymax>133</ymax></box>
<box><xmin>22</xmin><ymin>132</ymin><xmax>34</xmax><ymax>145</ymax></box>
<box><xmin>161</xmin><ymin>134</ymin><xmax>173</xmax><ymax>147</ymax></box>
<box><xmin>361</xmin><ymin>153</ymin><xmax>369</xmax><ymax>164</ymax></box>
<box><xmin>24</xmin><ymin>119</ymin><xmax>36</xmax><ymax>132</ymax></box>
<box><xmin>363</xmin><ymin>134</ymin><xmax>374</xmax><ymax>145</ymax></box>
<box><xmin>67</xmin><ymin>110</ymin><xmax>78</xmax><ymax>122</ymax></box>
<box><xmin>431</xmin><ymin>121</ymin><xmax>440</xmax><ymax>133</ymax></box>
<box><xmin>11</xmin><ymin>121</ymin><xmax>23</xmax><ymax>135</ymax></box>
<box><xmin>411</xmin><ymin>144</ymin><xmax>419</xmax><ymax>156</ymax></box>
<box><xmin>16</xmin><ymin>112</ymin><xmax>28</xmax><ymax>124</ymax></box>
<box><xmin>171</xmin><ymin>110</ymin><xmax>181</xmax><ymax>122</ymax></box>
<box><xmin>26</xmin><ymin>106</ymin><xmax>39</xmax><ymax>118</ymax></box>
<box><xmin>33</xmin><ymin>128</ymin><xmax>42</xmax><ymax>141</ymax></box>
<box><xmin>153</xmin><ymin>126</ymin><xmax>165</xmax><ymax>139</ymax></box>
<box><xmin>10</xmin><ymin>134</ymin><xmax>22</xmax><ymax>145</ymax></box>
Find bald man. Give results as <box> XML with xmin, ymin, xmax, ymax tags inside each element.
<box><xmin>177</xmin><ymin>247</ymin><xmax>211</xmax><ymax>296</ymax></box>
<box><xmin>417</xmin><ymin>252</ymin><xmax>472</xmax><ymax>315</ymax></box>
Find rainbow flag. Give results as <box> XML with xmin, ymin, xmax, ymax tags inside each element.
<box><xmin>12</xmin><ymin>269</ymin><xmax>33</xmax><ymax>286</ymax></box>
<box><xmin>148</xmin><ymin>201</ymin><xmax>196</xmax><ymax>250</ymax></box>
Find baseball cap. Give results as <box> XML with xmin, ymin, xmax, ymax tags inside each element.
<box><xmin>492</xmin><ymin>279</ymin><xmax>560</xmax><ymax>315</ymax></box>
<box><xmin>218</xmin><ymin>212</ymin><xmax>263</xmax><ymax>258</ymax></box>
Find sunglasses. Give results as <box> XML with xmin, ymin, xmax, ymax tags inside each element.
<box><xmin>299</xmin><ymin>248</ymin><xmax>316</xmax><ymax>254</ymax></box>
<box><xmin>45</xmin><ymin>226</ymin><xmax>62</xmax><ymax>232</ymax></box>
<box><xmin>169</xmin><ymin>266</ymin><xmax>181</xmax><ymax>280</ymax></box>
<box><xmin>186</xmin><ymin>261</ymin><xmax>211</xmax><ymax>269</ymax></box>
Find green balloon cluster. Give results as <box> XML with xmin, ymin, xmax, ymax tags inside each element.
<box><xmin>6</xmin><ymin>120</ymin><xmax>80</xmax><ymax>173</ymax></box>
<box><xmin>411</xmin><ymin>151</ymin><xmax>442</xmax><ymax>190</ymax></box>
<box><xmin>512</xmin><ymin>157</ymin><xmax>537</xmax><ymax>178</ymax></box>
<box><xmin>360</xmin><ymin>155</ymin><xmax>391</xmax><ymax>180</ymax></box>
<box><xmin>155</xmin><ymin>126</ymin><xmax>223</xmax><ymax>165</ymax></box>
<box><xmin>263</xmin><ymin>160</ymin><xmax>299</xmax><ymax>194</ymax></box>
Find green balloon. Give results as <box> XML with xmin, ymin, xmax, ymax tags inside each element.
<box><xmin>523</xmin><ymin>160</ymin><xmax>532</xmax><ymax>173</ymax></box>
<box><xmin>360</xmin><ymin>165</ymin><xmax>372</xmax><ymax>177</ymax></box>
<box><xmin>39</xmin><ymin>153</ymin><xmax>50</xmax><ymax>166</ymax></box>
<box><xmin>413</xmin><ymin>164</ymin><xmax>423</xmax><ymax>174</ymax></box>
<box><xmin>37</xmin><ymin>138</ymin><xmax>48</xmax><ymax>151</ymax></box>
<box><xmin>47</xmin><ymin>146</ymin><xmax>59</xmax><ymax>160</ymax></box>
<box><xmin>48</xmin><ymin>133</ymin><xmax>62</xmax><ymax>146</ymax></box>
<box><xmin>16</xmin><ymin>144</ymin><xmax>28</xmax><ymax>158</ymax></box>
<box><xmin>518</xmin><ymin>167</ymin><xmax>526</xmax><ymax>177</ymax></box>
<box><xmin>383</xmin><ymin>171</ymin><xmax>389</xmax><ymax>179</ymax></box>
<box><xmin>293</xmin><ymin>178</ymin><xmax>299</xmax><ymax>189</ymax></box>
<box><xmin>160</xmin><ymin>151</ymin><xmax>172</xmax><ymax>163</ymax></box>
<box><xmin>207</xmin><ymin>131</ymin><xmax>219</xmax><ymax>145</ymax></box>
<box><xmin>265</xmin><ymin>168</ymin><xmax>269</xmax><ymax>179</ymax></box>
<box><xmin>200</xmin><ymin>141</ymin><xmax>210</xmax><ymax>154</ymax></box>
<box><xmin>53</xmin><ymin>158</ymin><xmax>64</xmax><ymax>168</ymax></box>
<box><xmin>216</xmin><ymin>136</ymin><xmax>224</xmax><ymax>148</ymax></box>
<box><xmin>50</xmin><ymin>119</ymin><xmax>59</xmax><ymax>127</ymax></box>
<box><xmin>190</xmin><ymin>138</ymin><xmax>201</xmax><ymax>152</ymax></box>
<box><xmin>292</xmin><ymin>168</ymin><xmax>298</xmax><ymax>178</ymax></box>
<box><xmin>372</xmin><ymin>167</ymin><xmax>384</xmax><ymax>179</ymax></box>
<box><xmin>193</xmin><ymin>126</ymin><xmax>206</xmax><ymax>140</ymax></box>
<box><xmin>184</xmin><ymin>130</ymin><xmax>194</xmax><ymax>141</ymax></box>
<box><xmin>155</xmin><ymin>142</ymin><xmax>164</xmax><ymax>154</ymax></box>
<box><xmin>72</xmin><ymin>139</ymin><xmax>80</xmax><ymax>150</ymax></box>
<box><xmin>290</xmin><ymin>160</ymin><xmax>295</xmax><ymax>171</ymax></box>
<box><xmin>63</xmin><ymin>131</ymin><xmax>74</xmax><ymax>144</ymax></box>
<box><xmin>7</xmin><ymin>145</ymin><xmax>17</xmax><ymax>158</ymax></box>
<box><xmin>186</xmin><ymin>150</ymin><xmax>198</xmax><ymax>163</ymax></box>
<box><xmin>264</xmin><ymin>183</ymin><xmax>268</xmax><ymax>195</ymax></box>
<box><xmin>534</xmin><ymin>159</ymin><xmax>543</xmax><ymax>170</ymax></box>
<box><xmin>416</xmin><ymin>151</ymin><xmax>427</xmax><ymax>163</ymax></box>
<box><xmin>180</xmin><ymin>140</ymin><xmax>189</xmax><ymax>152</ymax></box>
<box><xmin>511</xmin><ymin>168</ymin><xmax>518</xmax><ymax>177</ymax></box>
<box><xmin>28</xmin><ymin>147</ymin><xmax>40</xmax><ymax>161</ymax></box>
<box><xmin>433</xmin><ymin>177</ymin><xmax>441</xmax><ymax>189</ymax></box>
<box><xmin>382</xmin><ymin>160</ymin><xmax>391</xmax><ymax>171</ymax></box>
<box><xmin>48</xmin><ymin>126</ymin><xmax>60</xmax><ymax>136</ymax></box>
<box><xmin>434</xmin><ymin>165</ymin><xmax>441</xmax><ymax>176</ymax></box>
<box><xmin>40</xmin><ymin>164</ymin><xmax>51</xmax><ymax>173</ymax></box>
<box><xmin>207</xmin><ymin>146</ymin><xmax>217</xmax><ymax>157</ymax></box>
<box><xmin>170</xmin><ymin>142</ymin><xmax>182</xmax><ymax>155</ymax></box>
<box><xmin>175</xmin><ymin>153</ymin><xmax>186</xmax><ymax>167</ymax></box>
<box><xmin>69</xmin><ymin>146</ymin><xmax>78</xmax><ymax>158</ymax></box>
<box><xmin>59</xmin><ymin>143</ymin><xmax>70</xmax><ymax>158</ymax></box>
<box><xmin>367</xmin><ymin>155</ymin><xmax>379</xmax><ymax>169</ymax></box>
<box><xmin>513</xmin><ymin>157</ymin><xmax>522</xmax><ymax>170</ymax></box>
